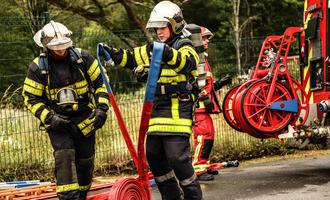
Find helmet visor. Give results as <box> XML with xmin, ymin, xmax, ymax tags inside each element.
<box><xmin>46</xmin><ymin>37</ymin><xmax>73</xmax><ymax>50</ymax></box>
<box><xmin>146</xmin><ymin>21</ymin><xmax>168</xmax><ymax>29</ymax></box>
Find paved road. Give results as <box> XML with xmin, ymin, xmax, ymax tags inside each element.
<box><xmin>152</xmin><ymin>154</ymin><xmax>330</xmax><ymax>200</ymax></box>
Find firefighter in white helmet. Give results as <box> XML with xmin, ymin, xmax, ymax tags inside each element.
<box><xmin>22</xmin><ymin>21</ymin><xmax>109</xmax><ymax>200</ymax></box>
<box><xmin>100</xmin><ymin>1</ymin><xmax>203</xmax><ymax>199</ymax></box>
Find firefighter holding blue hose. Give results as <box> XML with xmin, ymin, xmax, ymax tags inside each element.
<box><xmin>99</xmin><ymin>1</ymin><xmax>203</xmax><ymax>199</ymax></box>
<box><xmin>22</xmin><ymin>21</ymin><xmax>109</xmax><ymax>200</ymax></box>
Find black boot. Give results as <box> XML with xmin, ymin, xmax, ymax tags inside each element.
<box><xmin>197</xmin><ymin>172</ymin><xmax>214</xmax><ymax>181</ymax></box>
<box><xmin>207</xmin><ymin>169</ymin><xmax>219</xmax><ymax>175</ymax></box>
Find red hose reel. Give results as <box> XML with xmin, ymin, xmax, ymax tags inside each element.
<box><xmin>223</xmin><ymin>27</ymin><xmax>309</xmax><ymax>138</ymax></box>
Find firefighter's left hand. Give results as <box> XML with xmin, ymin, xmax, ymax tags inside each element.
<box><xmin>162</xmin><ymin>44</ymin><xmax>173</xmax><ymax>63</ymax></box>
<box><xmin>92</xmin><ymin>108</ymin><xmax>107</xmax><ymax>130</ymax></box>
<box><xmin>204</xmin><ymin>96</ymin><xmax>214</xmax><ymax>113</ymax></box>
<box><xmin>147</xmin><ymin>43</ymin><xmax>172</xmax><ymax>63</ymax></box>
<box><xmin>133</xmin><ymin>64</ymin><xmax>149</xmax><ymax>82</ymax></box>
<box><xmin>214</xmin><ymin>74</ymin><xmax>232</xmax><ymax>90</ymax></box>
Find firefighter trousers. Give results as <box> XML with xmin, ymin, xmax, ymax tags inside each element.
<box><xmin>193</xmin><ymin>113</ymin><xmax>215</xmax><ymax>172</ymax></box>
<box><xmin>48</xmin><ymin>123</ymin><xmax>95</xmax><ymax>200</ymax></box>
<box><xmin>146</xmin><ymin>135</ymin><xmax>203</xmax><ymax>200</ymax></box>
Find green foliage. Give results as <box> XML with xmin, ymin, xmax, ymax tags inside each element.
<box><xmin>0</xmin><ymin>0</ymin><xmax>305</xmax><ymax>95</ymax></box>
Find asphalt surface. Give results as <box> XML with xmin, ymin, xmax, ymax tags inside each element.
<box><xmin>151</xmin><ymin>154</ymin><xmax>330</xmax><ymax>200</ymax></box>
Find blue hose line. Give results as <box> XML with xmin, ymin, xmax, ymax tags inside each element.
<box><xmin>144</xmin><ymin>42</ymin><xmax>164</xmax><ymax>103</ymax></box>
<box><xmin>96</xmin><ymin>43</ymin><xmax>113</xmax><ymax>94</ymax></box>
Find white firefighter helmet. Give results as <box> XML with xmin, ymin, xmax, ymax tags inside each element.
<box><xmin>201</xmin><ymin>26</ymin><xmax>214</xmax><ymax>40</ymax></box>
<box><xmin>146</xmin><ymin>1</ymin><xmax>186</xmax><ymax>34</ymax></box>
<box><xmin>33</xmin><ymin>20</ymin><xmax>73</xmax><ymax>50</ymax></box>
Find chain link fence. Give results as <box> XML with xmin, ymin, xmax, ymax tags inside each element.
<box><xmin>0</xmin><ymin>16</ymin><xmax>299</xmax><ymax>181</ymax></box>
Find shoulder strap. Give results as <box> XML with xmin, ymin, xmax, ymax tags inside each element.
<box><xmin>38</xmin><ymin>53</ymin><xmax>49</xmax><ymax>74</ymax></box>
<box><xmin>172</xmin><ymin>37</ymin><xmax>193</xmax><ymax>50</ymax></box>
<box><xmin>69</xmin><ymin>47</ymin><xmax>94</xmax><ymax>87</ymax></box>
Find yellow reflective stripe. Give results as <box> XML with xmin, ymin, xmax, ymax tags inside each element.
<box><xmin>56</xmin><ymin>183</ymin><xmax>79</xmax><ymax>193</ymax></box>
<box><xmin>188</xmin><ymin>46</ymin><xmax>200</xmax><ymax>65</ymax></box>
<box><xmin>191</xmin><ymin>70</ymin><xmax>198</xmax><ymax>78</ymax></box>
<box><xmin>75</xmin><ymin>80</ymin><xmax>88</xmax><ymax>88</ymax></box>
<box><xmin>29</xmin><ymin>102</ymin><xmax>43</xmax><ymax>114</ymax></box>
<box><xmin>47</xmin><ymin>81</ymin><xmax>89</xmax><ymax>99</ymax></box>
<box><xmin>160</xmin><ymin>69</ymin><xmax>179</xmax><ymax>77</ymax></box>
<box><xmin>95</xmin><ymin>85</ymin><xmax>107</xmax><ymax>94</ymax></box>
<box><xmin>134</xmin><ymin>47</ymin><xmax>144</xmax><ymax>66</ymax></box>
<box><xmin>171</xmin><ymin>98</ymin><xmax>179</xmax><ymax>119</ymax></box>
<box><xmin>22</xmin><ymin>93</ymin><xmax>29</xmax><ymax>106</ymax></box>
<box><xmin>24</xmin><ymin>77</ymin><xmax>44</xmax><ymax>90</ymax></box>
<box><xmin>158</xmin><ymin>75</ymin><xmax>187</xmax><ymax>83</ymax></box>
<box><xmin>27</xmin><ymin>102</ymin><xmax>50</xmax><ymax>124</ymax></box>
<box><xmin>76</xmin><ymin>87</ymin><xmax>88</xmax><ymax>95</ymax></box>
<box><xmin>79</xmin><ymin>183</ymin><xmax>92</xmax><ymax>191</ymax></box>
<box><xmin>168</xmin><ymin>49</ymin><xmax>178</xmax><ymax>66</ymax></box>
<box><xmin>33</xmin><ymin>57</ymin><xmax>39</xmax><ymax>65</ymax></box>
<box><xmin>98</xmin><ymin>97</ymin><xmax>109</xmax><ymax>105</ymax></box>
<box><xmin>40</xmin><ymin>109</ymin><xmax>50</xmax><ymax>124</ymax></box>
<box><xmin>193</xmin><ymin>135</ymin><xmax>203</xmax><ymax>165</ymax></box>
<box><xmin>140</xmin><ymin>45</ymin><xmax>149</xmax><ymax>65</ymax></box>
<box><xmin>87</xmin><ymin>59</ymin><xmax>98</xmax><ymax>77</ymax></box>
<box><xmin>148</xmin><ymin>125</ymin><xmax>192</xmax><ymax>134</ymax></box>
<box><xmin>88</xmin><ymin>102</ymin><xmax>95</xmax><ymax>110</ymax></box>
<box><xmin>119</xmin><ymin>50</ymin><xmax>128</xmax><ymax>67</ymax></box>
<box><xmin>149</xmin><ymin>118</ymin><xmax>192</xmax><ymax>126</ymax></box>
<box><xmin>23</xmin><ymin>77</ymin><xmax>44</xmax><ymax>96</ymax></box>
<box><xmin>199</xmin><ymin>101</ymin><xmax>205</xmax><ymax>108</ymax></box>
<box><xmin>173</xmin><ymin>45</ymin><xmax>198</xmax><ymax>73</ymax></box>
<box><xmin>78</xmin><ymin>117</ymin><xmax>95</xmax><ymax>135</ymax></box>
<box><xmin>193</xmin><ymin>163</ymin><xmax>210</xmax><ymax>173</ymax></box>
<box><xmin>23</xmin><ymin>84</ymin><xmax>43</xmax><ymax>96</ymax></box>
<box><xmin>88</xmin><ymin>60</ymin><xmax>100</xmax><ymax>81</ymax></box>
<box><xmin>174</xmin><ymin>50</ymin><xmax>188</xmax><ymax>72</ymax></box>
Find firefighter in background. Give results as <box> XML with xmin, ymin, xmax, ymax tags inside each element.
<box><xmin>193</xmin><ymin>26</ymin><xmax>232</xmax><ymax>181</ymax></box>
<box><xmin>100</xmin><ymin>1</ymin><xmax>203</xmax><ymax>199</ymax></box>
<box><xmin>22</xmin><ymin>21</ymin><xmax>109</xmax><ymax>200</ymax></box>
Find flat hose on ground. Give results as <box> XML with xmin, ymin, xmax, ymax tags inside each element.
<box><xmin>108</xmin><ymin>178</ymin><xmax>148</xmax><ymax>200</ymax></box>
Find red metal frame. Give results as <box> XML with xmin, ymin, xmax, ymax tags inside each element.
<box><xmin>223</xmin><ymin>27</ymin><xmax>310</xmax><ymax>138</ymax></box>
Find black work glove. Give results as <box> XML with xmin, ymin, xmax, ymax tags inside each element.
<box><xmin>92</xmin><ymin>108</ymin><xmax>107</xmax><ymax>130</ymax></box>
<box><xmin>46</xmin><ymin>114</ymin><xmax>71</xmax><ymax>132</ymax></box>
<box><xmin>214</xmin><ymin>74</ymin><xmax>232</xmax><ymax>91</ymax></box>
<box><xmin>133</xmin><ymin>65</ymin><xmax>149</xmax><ymax>82</ymax></box>
<box><xmin>147</xmin><ymin>43</ymin><xmax>173</xmax><ymax>63</ymax></box>
<box><xmin>99</xmin><ymin>43</ymin><xmax>121</xmax><ymax>64</ymax></box>
<box><xmin>162</xmin><ymin>43</ymin><xmax>173</xmax><ymax>63</ymax></box>
<box><xmin>204</xmin><ymin>96</ymin><xmax>214</xmax><ymax>113</ymax></box>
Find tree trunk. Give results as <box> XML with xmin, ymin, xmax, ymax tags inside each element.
<box><xmin>232</xmin><ymin>0</ymin><xmax>242</xmax><ymax>75</ymax></box>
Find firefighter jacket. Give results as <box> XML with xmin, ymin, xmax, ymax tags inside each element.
<box><xmin>195</xmin><ymin>54</ymin><xmax>221</xmax><ymax>114</ymax></box>
<box><xmin>22</xmin><ymin>48</ymin><xmax>109</xmax><ymax>136</ymax></box>
<box><xmin>109</xmin><ymin>35</ymin><xmax>199</xmax><ymax>136</ymax></box>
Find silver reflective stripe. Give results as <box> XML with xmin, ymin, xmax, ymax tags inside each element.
<box><xmin>154</xmin><ymin>170</ymin><xmax>175</xmax><ymax>183</ymax></box>
<box><xmin>180</xmin><ymin>173</ymin><xmax>197</xmax><ymax>186</ymax></box>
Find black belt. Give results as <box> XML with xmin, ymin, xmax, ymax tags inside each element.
<box><xmin>155</xmin><ymin>83</ymin><xmax>192</xmax><ymax>95</ymax></box>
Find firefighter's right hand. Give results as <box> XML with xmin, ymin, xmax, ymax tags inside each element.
<box><xmin>46</xmin><ymin>114</ymin><xmax>71</xmax><ymax>131</ymax></box>
<box><xmin>133</xmin><ymin>64</ymin><xmax>149</xmax><ymax>82</ymax></box>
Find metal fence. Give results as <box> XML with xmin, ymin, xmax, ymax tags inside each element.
<box><xmin>0</xmin><ymin>16</ymin><xmax>301</xmax><ymax>180</ymax></box>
